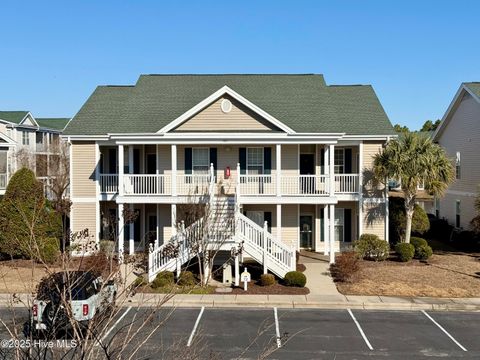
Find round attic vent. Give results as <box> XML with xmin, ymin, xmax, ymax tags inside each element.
<box><xmin>221</xmin><ymin>99</ymin><xmax>232</xmax><ymax>113</ymax></box>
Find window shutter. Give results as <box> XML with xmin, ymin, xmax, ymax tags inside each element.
<box><xmin>264</xmin><ymin>211</ymin><xmax>272</xmax><ymax>232</ymax></box>
<box><xmin>345</xmin><ymin>148</ymin><xmax>352</xmax><ymax>174</ymax></box>
<box><xmin>239</xmin><ymin>148</ymin><xmax>246</xmax><ymax>175</ymax></box>
<box><xmin>344</xmin><ymin>209</ymin><xmax>352</xmax><ymax>242</ymax></box>
<box><xmin>320</xmin><ymin>148</ymin><xmax>325</xmax><ymax>174</ymax></box>
<box><xmin>185</xmin><ymin>147</ymin><xmax>192</xmax><ymax>175</ymax></box>
<box><xmin>320</xmin><ymin>207</ymin><xmax>324</xmax><ymax>242</ymax></box>
<box><xmin>264</xmin><ymin>147</ymin><xmax>272</xmax><ymax>175</ymax></box>
<box><xmin>210</xmin><ymin>147</ymin><xmax>217</xmax><ymax>171</ymax></box>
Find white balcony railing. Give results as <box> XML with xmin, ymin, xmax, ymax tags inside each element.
<box><xmin>123</xmin><ymin>174</ymin><xmax>171</xmax><ymax>195</ymax></box>
<box><xmin>176</xmin><ymin>174</ymin><xmax>211</xmax><ymax>196</ymax></box>
<box><xmin>100</xmin><ymin>174</ymin><xmax>118</xmax><ymax>193</ymax></box>
<box><xmin>238</xmin><ymin>175</ymin><xmax>276</xmax><ymax>196</ymax></box>
<box><xmin>281</xmin><ymin>175</ymin><xmax>329</xmax><ymax>196</ymax></box>
<box><xmin>0</xmin><ymin>174</ymin><xmax>7</xmax><ymax>190</ymax></box>
<box><xmin>334</xmin><ymin>174</ymin><xmax>359</xmax><ymax>193</ymax></box>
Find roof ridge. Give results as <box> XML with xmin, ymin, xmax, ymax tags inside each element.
<box><xmin>329</xmin><ymin>84</ymin><xmax>371</xmax><ymax>87</ymax></box>
<box><xmin>141</xmin><ymin>73</ymin><xmax>321</xmax><ymax>77</ymax></box>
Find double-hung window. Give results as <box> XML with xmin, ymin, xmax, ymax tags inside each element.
<box><xmin>22</xmin><ymin>131</ymin><xmax>30</xmax><ymax>146</ymax></box>
<box><xmin>192</xmin><ymin>148</ymin><xmax>209</xmax><ymax>175</ymax></box>
<box><xmin>247</xmin><ymin>147</ymin><xmax>264</xmax><ymax>175</ymax></box>
<box><xmin>334</xmin><ymin>149</ymin><xmax>344</xmax><ymax>174</ymax></box>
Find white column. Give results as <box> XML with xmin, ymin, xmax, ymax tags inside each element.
<box><xmin>263</xmin><ymin>221</ymin><xmax>268</xmax><ymax>274</ymax></box>
<box><xmin>323</xmin><ymin>205</ymin><xmax>329</xmax><ymax>255</ymax></box>
<box><xmin>118</xmin><ymin>203</ymin><xmax>124</xmax><ymax>262</ymax></box>
<box><xmin>156</xmin><ymin>203</ymin><xmax>160</xmax><ymax>248</ymax></box>
<box><xmin>141</xmin><ymin>203</ymin><xmax>146</xmax><ymax>247</ymax></box>
<box><xmin>171</xmin><ymin>203</ymin><xmax>177</xmax><ymax>236</ymax></box>
<box><xmin>171</xmin><ymin>144</ymin><xmax>177</xmax><ymax>196</ymax></box>
<box><xmin>324</xmin><ymin>145</ymin><xmax>329</xmax><ymax>175</ymax></box>
<box><xmin>358</xmin><ymin>141</ymin><xmax>364</xmax><ymax>237</ymax></box>
<box><xmin>234</xmin><ymin>254</ymin><xmax>240</xmax><ymax>287</ymax></box>
<box><xmin>329</xmin><ymin>204</ymin><xmax>335</xmax><ymax>264</ymax></box>
<box><xmin>129</xmin><ymin>204</ymin><xmax>134</xmax><ymax>255</ymax></box>
<box><xmin>95</xmin><ymin>142</ymin><xmax>100</xmax><ymax>246</ymax></box>
<box><xmin>358</xmin><ymin>200</ymin><xmax>363</xmax><ymax>238</ymax></box>
<box><xmin>118</xmin><ymin>145</ymin><xmax>124</xmax><ymax>195</ymax></box>
<box><xmin>329</xmin><ymin>144</ymin><xmax>335</xmax><ymax>196</ymax></box>
<box><xmin>276</xmin><ymin>144</ymin><xmax>281</xmax><ymax>197</ymax></box>
<box><xmin>385</xmin><ymin>190</ymin><xmax>389</xmax><ymax>243</ymax></box>
<box><xmin>276</xmin><ymin>204</ymin><xmax>282</xmax><ymax>243</ymax></box>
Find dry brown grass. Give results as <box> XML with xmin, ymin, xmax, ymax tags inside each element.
<box><xmin>336</xmin><ymin>252</ymin><xmax>480</xmax><ymax>298</ymax></box>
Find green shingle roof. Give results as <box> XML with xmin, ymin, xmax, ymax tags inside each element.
<box><xmin>0</xmin><ymin>111</ymin><xmax>29</xmax><ymax>124</ymax></box>
<box><xmin>465</xmin><ymin>82</ymin><xmax>480</xmax><ymax>98</ymax></box>
<box><xmin>36</xmin><ymin>118</ymin><xmax>71</xmax><ymax>131</ymax></box>
<box><xmin>64</xmin><ymin>74</ymin><xmax>395</xmax><ymax>136</ymax></box>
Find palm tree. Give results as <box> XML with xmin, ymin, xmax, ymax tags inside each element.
<box><xmin>373</xmin><ymin>132</ymin><xmax>454</xmax><ymax>243</ymax></box>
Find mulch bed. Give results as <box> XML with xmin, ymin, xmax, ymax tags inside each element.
<box><xmin>228</xmin><ymin>282</ymin><xmax>309</xmax><ymax>295</ymax></box>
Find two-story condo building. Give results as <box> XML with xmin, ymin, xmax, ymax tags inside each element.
<box><xmin>0</xmin><ymin>111</ymin><xmax>70</xmax><ymax>195</ymax></box>
<box><xmin>63</xmin><ymin>74</ymin><xmax>395</xmax><ymax>280</ymax></box>
<box><xmin>434</xmin><ymin>82</ymin><xmax>480</xmax><ymax>229</ymax></box>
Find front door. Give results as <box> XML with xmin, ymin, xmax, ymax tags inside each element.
<box><xmin>300</xmin><ymin>154</ymin><xmax>315</xmax><ymax>193</ymax></box>
<box><xmin>300</xmin><ymin>215</ymin><xmax>314</xmax><ymax>249</ymax></box>
<box><xmin>146</xmin><ymin>154</ymin><xmax>156</xmax><ymax>174</ymax></box>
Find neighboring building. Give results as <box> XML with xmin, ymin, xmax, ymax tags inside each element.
<box><xmin>63</xmin><ymin>74</ymin><xmax>395</xmax><ymax>280</ymax></box>
<box><xmin>434</xmin><ymin>82</ymin><xmax>480</xmax><ymax>229</ymax></box>
<box><xmin>0</xmin><ymin>111</ymin><xmax>70</xmax><ymax>195</ymax></box>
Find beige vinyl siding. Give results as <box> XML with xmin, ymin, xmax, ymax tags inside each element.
<box><xmin>438</xmin><ymin>92</ymin><xmax>480</xmax><ymax>194</ymax></box>
<box><xmin>158</xmin><ymin>145</ymin><xmax>171</xmax><ymax>175</ymax></box>
<box><xmin>72</xmin><ymin>202</ymin><xmax>96</xmax><ymax>235</ymax></box>
<box><xmin>362</xmin><ymin>141</ymin><xmax>385</xmax><ymax>198</ymax></box>
<box><xmin>71</xmin><ymin>142</ymin><xmax>96</xmax><ymax>197</ymax></box>
<box><xmin>174</xmin><ymin>96</ymin><xmax>280</xmax><ymax>132</ymax></box>
<box><xmin>362</xmin><ymin>201</ymin><xmax>386</xmax><ymax>240</ymax></box>
<box><xmin>159</xmin><ymin>204</ymin><xmax>172</xmax><ymax>244</ymax></box>
<box><xmin>281</xmin><ymin>145</ymin><xmax>298</xmax><ymax>177</ymax></box>
<box><xmin>282</xmin><ymin>204</ymin><xmax>298</xmax><ymax>249</ymax></box>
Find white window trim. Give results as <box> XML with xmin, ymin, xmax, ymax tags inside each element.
<box><xmin>334</xmin><ymin>148</ymin><xmax>345</xmax><ymax>174</ymax></box>
<box><xmin>455</xmin><ymin>151</ymin><xmax>461</xmax><ymax>179</ymax></box>
<box><xmin>246</xmin><ymin>147</ymin><xmax>264</xmax><ymax>175</ymax></box>
<box><xmin>334</xmin><ymin>208</ymin><xmax>345</xmax><ymax>242</ymax></box>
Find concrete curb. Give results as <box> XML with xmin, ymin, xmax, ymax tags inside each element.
<box><xmin>2</xmin><ymin>293</ymin><xmax>480</xmax><ymax>311</ymax></box>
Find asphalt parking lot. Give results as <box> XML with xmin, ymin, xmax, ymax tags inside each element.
<box><xmin>1</xmin><ymin>307</ymin><xmax>480</xmax><ymax>359</ymax></box>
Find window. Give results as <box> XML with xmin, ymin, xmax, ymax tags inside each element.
<box><xmin>22</xmin><ymin>131</ymin><xmax>30</xmax><ymax>145</ymax></box>
<box><xmin>247</xmin><ymin>147</ymin><xmax>264</xmax><ymax>174</ymax></box>
<box><xmin>334</xmin><ymin>208</ymin><xmax>345</xmax><ymax>242</ymax></box>
<box><xmin>192</xmin><ymin>148</ymin><xmax>209</xmax><ymax>174</ymax></box>
<box><xmin>334</xmin><ymin>149</ymin><xmax>344</xmax><ymax>174</ymax></box>
<box><xmin>455</xmin><ymin>200</ymin><xmax>461</xmax><ymax>228</ymax></box>
<box><xmin>455</xmin><ymin>152</ymin><xmax>461</xmax><ymax>179</ymax></box>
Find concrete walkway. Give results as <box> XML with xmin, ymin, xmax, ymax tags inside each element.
<box><xmin>300</xmin><ymin>253</ymin><xmax>341</xmax><ymax>298</ymax></box>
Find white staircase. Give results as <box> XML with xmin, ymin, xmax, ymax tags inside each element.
<box><xmin>147</xmin><ymin>173</ymin><xmax>296</xmax><ymax>281</ymax></box>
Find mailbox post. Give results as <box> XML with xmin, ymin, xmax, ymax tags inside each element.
<box><xmin>241</xmin><ymin>267</ymin><xmax>251</xmax><ymax>291</ymax></box>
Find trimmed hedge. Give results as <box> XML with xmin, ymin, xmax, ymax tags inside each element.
<box><xmin>284</xmin><ymin>271</ymin><xmax>306</xmax><ymax>287</ymax></box>
<box><xmin>38</xmin><ymin>237</ymin><xmax>60</xmax><ymax>264</ymax></box>
<box><xmin>152</xmin><ymin>271</ymin><xmax>175</xmax><ymax>289</ymax></box>
<box><xmin>259</xmin><ymin>274</ymin><xmax>276</xmax><ymax>286</ymax></box>
<box><xmin>354</xmin><ymin>234</ymin><xmax>390</xmax><ymax>261</ymax></box>
<box><xmin>178</xmin><ymin>271</ymin><xmax>196</xmax><ymax>286</ymax></box>
<box><xmin>410</xmin><ymin>237</ymin><xmax>428</xmax><ymax>249</ymax></box>
<box><xmin>416</xmin><ymin>244</ymin><xmax>433</xmax><ymax>260</ymax></box>
<box><xmin>395</xmin><ymin>243</ymin><xmax>415</xmax><ymax>262</ymax></box>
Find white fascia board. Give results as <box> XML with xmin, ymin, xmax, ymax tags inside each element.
<box><xmin>156</xmin><ymin>85</ymin><xmax>296</xmax><ymax>134</ymax></box>
<box><xmin>19</xmin><ymin>112</ymin><xmax>39</xmax><ymax>127</ymax></box>
<box><xmin>433</xmin><ymin>84</ymin><xmax>471</xmax><ymax>141</ymax></box>
<box><xmin>61</xmin><ymin>135</ymin><xmax>109</xmax><ymax>141</ymax></box>
<box><xmin>341</xmin><ymin>135</ymin><xmax>396</xmax><ymax>141</ymax></box>
<box><xmin>0</xmin><ymin>133</ymin><xmax>17</xmax><ymax>147</ymax></box>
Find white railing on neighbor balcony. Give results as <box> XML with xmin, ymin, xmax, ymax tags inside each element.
<box><xmin>0</xmin><ymin>174</ymin><xmax>7</xmax><ymax>190</ymax></box>
<box><xmin>281</xmin><ymin>175</ymin><xmax>329</xmax><ymax>196</ymax></box>
<box><xmin>238</xmin><ymin>175</ymin><xmax>276</xmax><ymax>196</ymax></box>
<box><xmin>123</xmin><ymin>174</ymin><xmax>171</xmax><ymax>195</ymax></box>
<box><xmin>334</xmin><ymin>174</ymin><xmax>359</xmax><ymax>193</ymax></box>
<box><xmin>99</xmin><ymin>174</ymin><xmax>118</xmax><ymax>193</ymax></box>
<box><xmin>176</xmin><ymin>174</ymin><xmax>211</xmax><ymax>196</ymax></box>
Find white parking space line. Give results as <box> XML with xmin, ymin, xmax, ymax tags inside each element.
<box><xmin>187</xmin><ymin>306</ymin><xmax>205</xmax><ymax>347</ymax></box>
<box><xmin>421</xmin><ymin>310</ymin><xmax>467</xmax><ymax>352</ymax></box>
<box><xmin>348</xmin><ymin>309</ymin><xmax>373</xmax><ymax>351</ymax></box>
<box><xmin>100</xmin><ymin>306</ymin><xmax>132</xmax><ymax>344</ymax></box>
<box><xmin>273</xmin><ymin>307</ymin><xmax>281</xmax><ymax>348</ymax></box>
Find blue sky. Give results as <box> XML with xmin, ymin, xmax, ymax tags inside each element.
<box><xmin>0</xmin><ymin>0</ymin><xmax>478</xmax><ymax>130</ymax></box>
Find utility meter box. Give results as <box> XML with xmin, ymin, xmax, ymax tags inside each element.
<box><xmin>222</xmin><ymin>263</ymin><xmax>233</xmax><ymax>285</ymax></box>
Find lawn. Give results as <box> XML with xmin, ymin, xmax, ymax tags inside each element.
<box><xmin>336</xmin><ymin>251</ymin><xmax>480</xmax><ymax>298</ymax></box>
